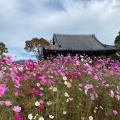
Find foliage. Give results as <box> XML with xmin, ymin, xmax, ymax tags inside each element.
<box><xmin>0</xmin><ymin>55</ymin><xmax>120</xmax><ymax>120</ymax></box>
<box><xmin>110</xmin><ymin>53</ymin><xmax>120</xmax><ymax>60</ymax></box>
<box><xmin>24</xmin><ymin>38</ymin><xmax>50</xmax><ymax>60</ymax></box>
<box><xmin>114</xmin><ymin>31</ymin><xmax>120</xmax><ymax>46</ymax></box>
<box><xmin>0</xmin><ymin>42</ymin><xmax>8</xmax><ymax>55</ymax></box>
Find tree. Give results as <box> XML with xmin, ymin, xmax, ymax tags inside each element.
<box><xmin>24</xmin><ymin>37</ymin><xmax>50</xmax><ymax>60</ymax></box>
<box><xmin>0</xmin><ymin>42</ymin><xmax>8</xmax><ymax>55</ymax></box>
<box><xmin>114</xmin><ymin>31</ymin><xmax>120</xmax><ymax>46</ymax></box>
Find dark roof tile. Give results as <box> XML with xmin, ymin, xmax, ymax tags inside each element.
<box><xmin>46</xmin><ymin>34</ymin><xmax>117</xmax><ymax>51</ymax></box>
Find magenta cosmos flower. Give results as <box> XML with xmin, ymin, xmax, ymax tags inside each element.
<box><xmin>14</xmin><ymin>113</ymin><xmax>24</xmax><ymax>120</ymax></box>
<box><xmin>32</xmin><ymin>88</ymin><xmax>40</xmax><ymax>95</ymax></box>
<box><xmin>13</xmin><ymin>106</ymin><xmax>21</xmax><ymax>113</ymax></box>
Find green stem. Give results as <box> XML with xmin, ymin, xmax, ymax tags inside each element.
<box><xmin>56</xmin><ymin>91</ymin><xmax>59</xmax><ymax>119</ymax></box>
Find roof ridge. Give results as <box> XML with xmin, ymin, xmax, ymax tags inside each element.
<box><xmin>54</xmin><ymin>33</ymin><xmax>95</xmax><ymax>36</ymax></box>
<box><xmin>93</xmin><ymin>35</ymin><xmax>107</xmax><ymax>47</ymax></box>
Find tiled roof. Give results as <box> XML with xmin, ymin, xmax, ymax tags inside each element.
<box><xmin>46</xmin><ymin>34</ymin><xmax>117</xmax><ymax>51</ymax></box>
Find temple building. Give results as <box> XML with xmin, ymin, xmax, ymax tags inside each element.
<box><xmin>43</xmin><ymin>34</ymin><xmax>117</xmax><ymax>58</ymax></box>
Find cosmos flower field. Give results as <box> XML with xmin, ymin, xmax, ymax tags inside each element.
<box><xmin>0</xmin><ymin>55</ymin><xmax>120</xmax><ymax>120</ymax></box>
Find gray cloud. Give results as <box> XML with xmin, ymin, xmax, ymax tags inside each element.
<box><xmin>0</xmin><ymin>0</ymin><xmax>120</xmax><ymax>60</ymax></box>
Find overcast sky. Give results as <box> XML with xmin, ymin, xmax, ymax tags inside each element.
<box><xmin>0</xmin><ymin>0</ymin><xmax>120</xmax><ymax>60</ymax></box>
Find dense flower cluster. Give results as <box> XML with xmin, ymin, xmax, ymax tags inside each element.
<box><xmin>0</xmin><ymin>55</ymin><xmax>120</xmax><ymax>119</ymax></box>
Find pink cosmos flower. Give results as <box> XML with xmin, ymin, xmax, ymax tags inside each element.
<box><xmin>14</xmin><ymin>113</ymin><xmax>24</xmax><ymax>120</ymax></box>
<box><xmin>21</xmin><ymin>102</ymin><xmax>25</xmax><ymax>106</ymax></box>
<box><xmin>84</xmin><ymin>84</ymin><xmax>93</xmax><ymax>91</ymax></box>
<box><xmin>78</xmin><ymin>84</ymin><xmax>82</xmax><ymax>87</ymax></box>
<box><xmin>15</xmin><ymin>84</ymin><xmax>20</xmax><ymax>88</ymax></box>
<box><xmin>32</xmin><ymin>88</ymin><xmax>40</xmax><ymax>95</ymax></box>
<box><xmin>40</xmin><ymin>93</ymin><xmax>44</xmax><ymax>96</ymax></box>
<box><xmin>0</xmin><ymin>84</ymin><xmax>7</xmax><ymax>97</ymax></box>
<box><xmin>113</xmin><ymin>110</ymin><xmax>118</xmax><ymax>115</ymax></box>
<box><xmin>110</xmin><ymin>90</ymin><xmax>114</xmax><ymax>98</ymax></box>
<box><xmin>5</xmin><ymin>100</ymin><xmax>12</xmax><ymax>106</ymax></box>
<box><xmin>47</xmin><ymin>80</ymin><xmax>55</xmax><ymax>85</ymax></box>
<box><xmin>0</xmin><ymin>78</ymin><xmax>3</xmax><ymax>82</ymax></box>
<box><xmin>13</xmin><ymin>106</ymin><xmax>21</xmax><ymax>113</ymax></box>
<box><xmin>105</xmin><ymin>112</ymin><xmax>109</xmax><ymax>117</ymax></box>
<box><xmin>14</xmin><ymin>88</ymin><xmax>18</xmax><ymax>96</ymax></box>
<box><xmin>92</xmin><ymin>88</ymin><xmax>96</xmax><ymax>94</ymax></box>
<box><xmin>36</xmin><ymin>73</ymin><xmax>42</xmax><ymax>79</ymax></box>
<box><xmin>12</xmin><ymin>76</ymin><xmax>20</xmax><ymax>84</ymax></box>
<box><xmin>40</xmin><ymin>79</ymin><xmax>46</xmax><ymax>85</ymax></box>
<box><xmin>90</xmin><ymin>93</ymin><xmax>95</xmax><ymax>100</ymax></box>
<box><xmin>0</xmin><ymin>101</ymin><xmax>5</xmax><ymax>105</ymax></box>
<box><xmin>88</xmin><ymin>71</ymin><xmax>92</xmax><ymax>75</ymax></box>
<box><xmin>94</xmin><ymin>75</ymin><xmax>99</xmax><ymax>80</ymax></box>
<box><xmin>10</xmin><ymin>70</ymin><xmax>17</xmax><ymax>77</ymax></box>
<box><xmin>116</xmin><ymin>95</ymin><xmax>120</xmax><ymax>100</ymax></box>
<box><xmin>39</xmin><ymin>100</ymin><xmax>44</xmax><ymax>109</ymax></box>
<box><xmin>116</xmin><ymin>87</ymin><xmax>120</xmax><ymax>94</ymax></box>
<box><xmin>25</xmin><ymin>59</ymin><xmax>35</xmax><ymax>71</ymax></box>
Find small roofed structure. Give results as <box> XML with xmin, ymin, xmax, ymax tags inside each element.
<box><xmin>43</xmin><ymin>34</ymin><xmax>117</xmax><ymax>58</ymax></box>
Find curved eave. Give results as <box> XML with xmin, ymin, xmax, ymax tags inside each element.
<box><xmin>43</xmin><ymin>49</ymin><xmax>116</xmax><ymax>52</ymax></box>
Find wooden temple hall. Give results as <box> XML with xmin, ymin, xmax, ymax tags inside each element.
<box><xmin>43</xmin><ymin>34</ymin><xmax>117</xmax><ymax>58</ymax></box>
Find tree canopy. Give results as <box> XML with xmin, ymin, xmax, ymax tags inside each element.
<box><xmin>0</xmin><ymin>42</ymin><xmax>8</xmax><ymax>55</ymax></box>
<box><xmin>114</xmin><ymin>31</ymin><xmax>120</xmax><ymax>46</ymax></box>
<box><xmin>24</xmin><ymin>37</ymin><xmax>50</xmax><ymax>60</ymax></box>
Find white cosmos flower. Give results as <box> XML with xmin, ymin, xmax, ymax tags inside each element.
<box><xmin>70</xmin><ymin>79</ymin><xmax>72</xmax><ymax>82</ymax></box>
<box><xmin>64</xmin><ymin>81</ymin><xmax>67</xmax><ymax>85</ymax></box>
<box><xmin>63</xmin><ymin>76</ymin><xmax>67</xmax><ymax>81</ymax></box>
<box><xmin>89</xmin><ymin>116</ymin><xmax>93</xmax><ymax>120</ymax></box>
<box><xmin>2</xmin><ymin>67</ymin><xmax>6</xmax><ymax>70</ymax></box>
<box><xmin>34</xmin><ymin>116</ymin><xmax>37</xmax><ymax>119</ymax></box>
<box><xmin>89</xmin><ymin>60</ymin><xmax>92</xmax><ymax>63</ymax></box>
<box><xmin>84</xmin><ymin>63</ymin><xmax>89</xmax><ymax>66</ymax></box>
<box><xmin>100</xmin><ymin>106</ymin><xmax>103</xmax><ymax>109</ymax></box>
<box><xmin>95</xmin><ymin>107</ymin><xmax>98</xmax><ymax>109</ymax></box>
<box><xmin>39</xmin><ymin>116</ymin><xmax>44</xmax><ymax>120</ymax></box>
<box><xmin>9</xmin><ymin>68</ymin><xmax>13</xmax><ymax>71</ymax></box>
<box><xmin>64</xmin><ymin>92</ymin><xmax>69</xmax><ymax>97</ymax></box>
<box><xmin>18</xmin><ymin>67</ymin><xmax>23</xmax><ymax>71</ymax></box>
<box><xmin>40</xmin><ymin>87</ymin><xmax>44</xmax><ymax>90</ymax></box>
<box><xmin>49</xmin><ymin>115</ymin><xmax>54</xmax><ymax>119</ymax></box>
<box><xmin>28</xmin><ymin>114</ymin><xmax>33</xmax><ymax>120</ymax></box>
<box><xmin>116</xmin><ymin>95</ymin><xmax>120</xmax><ymax>100</ymax></box>
<box><xmin>78</xmin><ymin>88</ymin><xmax>82</xmax><ymax>91</ymax></box>
<box><xmin>49</xmin><ymin>86</ymin><xmax>53</xmax><ymax>90</ymax></box>
<box><xmin>47</xmin><ymin>101</ymin><xmax>52</xmax><ymax>106</ymax></box>
<box><xmin>66</xmin><ymin>99</ymin><xmax>69</xmax><ymax>102</ymax></box>
<box><xmin>67</xmin><ymin>82</ymin><xmax>71</xmax><ymax>88</ymax></box>
<box><xmin>49</xmin><ymin>76</ymin><xmax>54</xmax><ymax>78</ymax></box>
<box><xmin>53</xmin><ymin>87</ymin><xmax>57</xmax><ymax>92</ymax></box>
<box><xmin>81</xmin><ymin>117</ymin><xmax>84</xmax><ymax>120</ymax></box>
<box><xmin>36</xmin><ymin>83</ymin><xmax>40</xmax><ymax>87</ymax></box>
<box><xmin>35</xmin><ymin>101</ymin><xmax>40</xmax><ymax>106</ymax></box>
<box><xmin>80</xmin><ymin>55</ymin><xmax>84</xmax><ymax>58</ymax></box>
<box><xmin>76</xmin><ymin>60</ymin><xmax>80</xmax><ymax>65</ymax></box>
<box><xmin>63</xmin><ymin>111</ymin><xmax>66</xmax><ymax>114</ymax></box>
<box><xmin>81</xmin><ymin>58</ymin><xmax>84</xmax><ymax>62</ymax></box>
<box><xmin>85</xmin><ymin>90</ymin><xmax>88</xmax><ymax>95</ymax></box>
